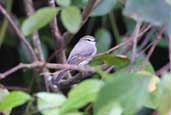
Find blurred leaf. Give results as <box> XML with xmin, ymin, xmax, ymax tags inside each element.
<box><xmin>94</xmin><ymin>71</ymin><xmax>152</xmax><ymax>115</ymax></box>
<box><xmin>64</xmin><ymin>112</ymin><xmax>84</xmax><ymax>115</ymax></box>
<box><xmin>18</xmin><ymin>40</ymin><xmax>48</xmax><ymax>62</ymax></box>
<box><xmin>22</xmin><ymin>7</ymin><xmax>59</xmax><ymax>36</ymax></box>
<box><xmin>71</xmin><ymin>0</ymin><xmax>88</xmax><ymax>8</ymax></box>
<box><xmin>60</xmin><ymin>79</ymin><xmax>104</xmax><ymax>114</ymax></box>
<box><xmin>36</xmin><ymin>92</ymin><xmax>66</xmax><ymax>115</ymax></box>
<box><xmin>57</xmin><ymin>0</ymin><xmax>71</xmax><ymax>7</ymax></box>
<box><xmin>0</xmin><ymin>91</ymin><xmax>31</xmax><ymax>111</ymax></box>
<box><xmin>93</xmin><ymin>54</ymin><xmax>130</xmax><ymax>67</ymax></box>
<box><xmin>0</xmin><ymin>86</ymin><xmax>11</xmax><ymax>115</ymax></box>
<box><xmin>124</xmin><ymin>17</ymin><xmax>136</xmax><ymax>34</ymax></box>
<box><xmin>123</xmin><ymin>0</ymin><xmax>171</xmax><ymax>37</ymax></box>
<box><xmin>61</xmin><ymin>6</ymin><xmax>82</xmax><ymax>33</ymax></box>
<box><xmin>95</xmin><ymin>28</ymin><xmax>112</xmax><ymax>53</ymax></box>
<box><xmin>135</xmin><ymin>57</ymin><xmax>155</xmax><ymax>73</ymax></box>
<box><xmin>151</xmin><ymin>35</ymin><xmax>167</xmax><ymax>48</ymax></box>
<box><xmin>91</xmin><ymin>0</ymin><xmax>117</xmax><ymax>16</ymax></box>
<box><xmin>156</xmin><ymin>73</ymin><xmax>171</xmax><ymax>115</ymax></box>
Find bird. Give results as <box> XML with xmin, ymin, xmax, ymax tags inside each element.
<box><xmin>52</xmin><ymin>35</ymin><xmax>97</xmax><ymax>85</ymax></box>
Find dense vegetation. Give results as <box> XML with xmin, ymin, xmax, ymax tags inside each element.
<box><xmin>0</xmin><ymin>0</ymin><xmax>171</xmax><ymax>115</ymax></box>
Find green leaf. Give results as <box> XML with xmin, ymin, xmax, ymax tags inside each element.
<box><xmin>150</xmin><ymin>35</ymin><xmax>167</xmax><ymax>48</ymax></box>
<box><xmin>91</xmin><ymin>0</ymin><xmax>117</xmax><ymax>16</ymax></box>
<box><xmin>36</xmin><ymin>92</ymin><xmax>66</xmax><ymax>115</ymax></box>
<box><xmin>95</xmin><ymin>28</ymin><xmax>112</xmax><ymax>53</ymax></box>
<box><xmin>0</xmin><ymin>91</ymin><xmax>31</xmax><ymax>111</ymax></box>
<box><xmin>92</xmin><ymin>54</ymin><xmax>130</xmax><ymax>67</ymax></box>
<box><xmin>71</xmin><ymin>0</ymin><xmax>88</xmax><ymax>8</ymax></box>
<box><xmin>94</xmin><ymin>71</ymin><xmax>152</xmax><ymax>115</ymax></box>
<box><xmin>57</xmin><ymin>0</ymin><xmax>71</xmax><ymax>7</ymax></box>
<box><xmin>61</xmin><ymin>6</ymin><xmax>82</xmax><ymax>33</ymax></box>
<box><xmin>0</xmin><ymin>86</ymin><xmax>11</xmax><ymax>115</ymax></box>
<box><xmin>123</xmin><ymin>0</ymin><xmax>171</xmax><ymax>37</ymax></box>
<box><xmin>60</xmin><ymin>79</ymin><xmax>104</xmax><ymax>114</ymax></box>
<box><xmin>22</xmin><ymin>7</ymin><xmax>59</xmax><ymax>36</ymax></box>
<box><xmin>156</xmin><ymin>73</ymin><xmax>171</xmax><ymax>115</ymax></box>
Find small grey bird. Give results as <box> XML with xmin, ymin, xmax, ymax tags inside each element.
<box><xmin>52</xmin><ymin>35</ymin><xmax>97</xmax><ymax>85</ymax></box>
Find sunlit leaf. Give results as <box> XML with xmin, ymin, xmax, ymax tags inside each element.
<box><xmin>60</xmin><ymin>79</ymin><xmax>104</xmax><ymax>114</ymax></box>
<box><xmin>156</xmin><ymin>73</ymin><xmax>171</xmax><ymax>115</ymax></box>
<box><xmin>36</xmin><ymin>92</ymin><xmax>66</xmax><ymax>115</ymax></box>
<box><xmin>0</xmin><ymin>86</ymin><xmax>11</xmax><ymax>115</ymax></box>
<box><xmin>61</xmin><ymin>6</ymin><xmax>82</xmax><ymax>33</ymax></box>
<box><xmin>94</xmin><ymin>71</ymin><xmax>152</xmax><ymax>115</ymax></box>
<box><xmin>57</xmin><ymin>0</ymin><xmax>71</xmax><ymax>7</ymax></box>
<box><xmin>0</xmin><ymin>91</ymin><xmax>31</xmax><ymax>111</ymax></box>
<box><xmin>92</xmin><ymin>54</ymin><xmax>130</xmax><ymax>67</ymax></box>
<box><xmin>22</xmin><ymin>7</ymin><xmax>59</xmax><ymax>36</ymax></box>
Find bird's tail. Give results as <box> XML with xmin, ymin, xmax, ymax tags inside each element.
<box><xmin>52</xmin><ymin>69</ymin><xmax>68</xmax><ymax>85</ymax></box>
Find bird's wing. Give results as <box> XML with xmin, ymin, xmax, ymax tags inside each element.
<box><xmin>67</xmin><ymin>42</ymin><xmax>95</xmax><ymax>64</ymax></box>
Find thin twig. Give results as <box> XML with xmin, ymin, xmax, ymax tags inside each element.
<box><xmin>0</xmin><ymin>62</ymin><xmax>96</xmax><ymax>80</ymax></box>
<box><xmin>0</xmin><ymin>4</ymin><xmax>37</xmax><ymax>61</ymax></box>
<box><xmin>156</xmin><ymin>63</ymin><xmax>170</xmax><ymax>76</ymax></box>
<box><xmin>64</xmin><ymin>0</ymin><xmax>97</xmax><ymax>45</ymax></box>
<box><xmin>24</xmin><ymin>0</ymin><xmax>51</xmax><ymax>91</ymax></box>
<box><xmin>49</xmin><ymin>0</ymin><xmax>66</xmax><ymax>63</ymax></box>
<box><xmin>139</xmin><ymin>28</ymin><xmax>156</xmax><ymax>50</ymax></box>
<box><xmin>168</xmin><ymin>35</ymin><xmax>171</xmax><ymax>71</ymax></box>
<box><xmin>141</xmin><ymin>25</ymin><xmax>166</xmax><ymax>69</ymax></box>
<box><xmin>131</xmin><ymin>21</ymin><xmax>142</xmax><ymax>63</ymax></box>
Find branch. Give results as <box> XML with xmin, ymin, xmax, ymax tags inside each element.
<box><xmin>168</xmin><ymin>35</ymin><xmax>171</xmax><ymax>71</ymax></box>
<box><xmin>0</xmin><ymin>4</ymin><xmax>38</xmax><ymax>62</ymax></box>
<box><xmin>141</xmin><ymin>25</ymin><xmax>166</xmax><ymax>69</ymax></box>
<box><xmin>0</xmin><ymin>62</ymin><xmax>96</xmax><ymax>80</ymax></box>
<box><xmin>63</xmin><ymin>0</ymin><xmax>97</xmax><ymax>45</ymax></box>
<box><xmin>24</xmin><ymin>0</ymin><xmax>51</xmax><ymax>91</ymax></box>
<box><xmin>58</xmin><ymin>64</ymin><xmax>111</xmax><ymax>89</ymax></box>
<box><xmin>156</xmin><ymin>63</ymin><xmax>170</xmax><ymax>76</ymax></box>
<box><xmin>49</xmin><ymin>0</ymin><xmax>66</xmax><ymax>63</ymax></box>
<box><xmin>131</xmin><ymin>21</ymin><xmax>142</xmax><ymax>63</ymax></box>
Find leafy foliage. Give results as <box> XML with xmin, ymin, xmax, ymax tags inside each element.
<box><xmin>61</xmin><ymin>6</ymin><xmax>82</xmax><ymax>33</ymax></box>
<box><xmin>1</xmin><ymin>0</ymin><xmax>171</xmax><ymax>115</ymax></box>
<box><xmin>22</xmin><ymin>7</ymin><xmax>60</xmax><ymax>36</ymax></box>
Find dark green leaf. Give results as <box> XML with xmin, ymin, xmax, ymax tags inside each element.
<box><xmin>0</xmin><ymin>91</ymin><xmax>31</xmax><ymax>111</ymax></box>
<box><xmin>61</xmin><ymin>6</ymin><xmax>82</xmax><ymax>33</ymax></box>
<box><xmin>60</xmin><ymin>79</ymin><xmax>104</xmax><ymax>114</ymax></box>
<box><xmin>123</xmin><ymin>0</ymin><xmax>171</xmax><ymax>36</ymax></box>
<box><xmin>94</xmin><ymin>71</ymin><xmax>152</xmax><ymax>115</ymax></box>
<box><xmin>92</xmin><ymin>54</ymin><xmax>130</xmax><ymax>67</ymax></box>
<box><xmin>95</xmin><ymin>28</ymin><xmax>112</xmax><ymax>53</ymax></box>
<box><xmin>71</xmin><ymin>0</ymin><xmax>88</xmax><ymax>8</ymax></box>
<box><xmin>36</xmin><ymin>92</ymin><xmax>66</xmax><ymax>115</ymax></box>
<box><xmin>91</xmin><ymin>0</ymin><xmax>117</xmax><ymax>16</ymax></box>
<box><xmin>156</xmin><ymin>73</ymin><xmax>171</xmax><ymax>115</ymax></box>
<box><xmin>22</xmin><ymin>7</ymin><xmax>59</xmax><ymax>36</ymax></box>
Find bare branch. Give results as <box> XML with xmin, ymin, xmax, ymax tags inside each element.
<box><xmin>24</xmin><ymin>0</ymin><xmax>51</xmax><ymax>91</ymax></box>
<box><xmin>141</xmin><ymin>25</ymin><xmax>166</xmax><ymax>69</ymax></box>
<box><xmin>0</xmin><ymin>62</ymin><xmax>96</xmax><ymax>80</ymax></box>
<box><xmin>49</xmin><ymin>0</ymin><xmax>66</xmax><ymax>63</ymax></box>
<box><xmin>131</xmin><ymin>21</ymin><xmax>142</xmax><ymax>63</ymax></box>
<box><xmin>0</xmin><ymin>4</ymin><xmax>38</xmax><ymax>61</ymax></box>
<box><xmin>64</xmin><ymin>0</ymin><xmax>97</xmax><ymax>45</ymax></box>
<box><xmin>156</xmin><ymin>63</ymin><xmax>170</xmax><ymax>76</ymax></box>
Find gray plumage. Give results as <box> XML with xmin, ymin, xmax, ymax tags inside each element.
<box><xmin>52</xmin><ymin>35</ymin><xmax>97</xmax><ymax>85</ymax></box>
